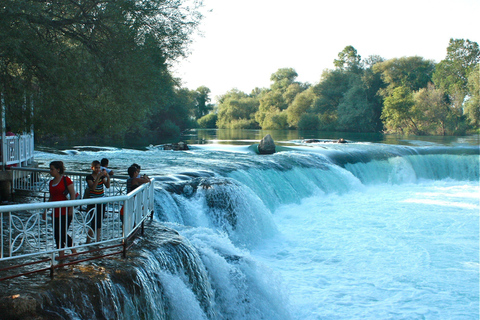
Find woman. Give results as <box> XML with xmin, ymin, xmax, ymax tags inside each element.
<box><xmin>47</xmin><ymin>161</ymin><xmax>78</xmax><ymax>259</ymax></box>
<box><xmin>127</xmin><ymin>164</ymin><xmax>150</xmax><ymax>193</ymax></box>
<box><xmin>120</xmin><ymin>165</ymin><xmax>150</xmax><ymax>225</ymax></box>
<box><xmin>86</xmin><ymin>160</ymin><xmax>110</xmax><ymax>243</ymax></box>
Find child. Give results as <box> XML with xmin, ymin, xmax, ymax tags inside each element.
<box><xmin>100</xmin><ymin>158</ymin><xmax>114</xmax><ymax>176</ymax></box>
<box><xmin>86</xmin><ymin>160</ymin><xmax>110</xmax><ymax>243</ymax></box>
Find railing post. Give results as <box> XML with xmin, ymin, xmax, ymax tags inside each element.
<box><xmin>122</xmin><ymin>239</ymin><xmax>127</xmax><ymax>258</ymax></box>
<box><xmin>1</xmin><ymin>175</ymin><xmax>155</xmax><ymax>279</ymax></box>
<box><xmin>49</xmin><ymin>253</ymin><xmax>54</xmax><ymax>279</ymax></box>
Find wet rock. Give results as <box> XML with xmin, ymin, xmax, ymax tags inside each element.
<box><xmin>162</xmin><ymin>142</ymin><xmax>189</xmax><ymax>151</ymax></box>
<box><xmin>258</xmin><ymin>134</ymin><xmax>276</xmax><ymax>154</ymax></box>
<box><xmin>0</xmin><ymin>294</ymin><xmax>47</xmax><ymax>320</ymax></box>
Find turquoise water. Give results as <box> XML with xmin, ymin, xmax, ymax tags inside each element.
<box><xmin>35</xmin><ymin>133</ymin><xmax>479</xmax><ymax>319</ymax></box>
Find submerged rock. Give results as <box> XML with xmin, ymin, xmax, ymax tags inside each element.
<box><xmin>258</xmin><ymin>134</ymin><xmax>276</xmax><ymax>154</ymax></box>
<box><xmin>163</xmin><ymin>141</ymin><xmax>189</xmax><ymax>151</ymax></box>
<box><xmin>0</xmin><ymin>222</ymin><xmax>215</xmax><ymax>319</ymax></box>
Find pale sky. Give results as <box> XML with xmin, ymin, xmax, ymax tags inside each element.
<box><xmin>172</xmin><ymin>0</ymin><xmax>480</xmax><ymax>102</ymax></box>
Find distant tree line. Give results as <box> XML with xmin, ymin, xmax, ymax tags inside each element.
<box><xmin>201</xmin><ymin>39</ymin><xmax>479</xmax><ymax>135</ymax></box>
<box><xmin>1</xmin><ymin>2</ymin><xmax>478</xmax><ymax>143</ymax></box>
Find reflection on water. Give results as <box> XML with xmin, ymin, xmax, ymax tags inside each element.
<box><xmin>35</xmin><ymin>129</ymin><xmax>480</xmax><ymax>150</ymax></box>
<box><xmin>186</xmin><ymin>129</ymin><xmax>480</xmax><ymax>147</ymax></box>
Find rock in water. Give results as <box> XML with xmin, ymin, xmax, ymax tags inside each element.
<box><xmin>258</xmin><ymin>134</ymin><xmax>276</xmax><ymax>154</ymax></box>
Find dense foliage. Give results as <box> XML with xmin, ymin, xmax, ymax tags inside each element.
<box><xmin>1</xmin><ymin>0</ymin><xmax>205</xmax><ymax>142</ymax></box>
<box><xmin>1</xmin><ymin>2</ymin><xmax>478</xmax><ymax>141</ymax></box>
<box><xmin>214</xmin><ymin>39</ymin><xmax>479</xmax><ymax>135</ymax></box>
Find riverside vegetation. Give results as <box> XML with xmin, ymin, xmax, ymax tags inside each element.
<box><xmin>1</xmin><ymin>1</ymin><xmax>478</xmax><ymax>142</ymax></box>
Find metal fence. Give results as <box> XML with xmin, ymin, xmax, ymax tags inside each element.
<box><xmin>1</xmin><ymin>133</ymin><xmax>35</xmax><ymax>167</ymax></box>
<box><xmin>12</xmin><ymin>167</ymin><xmax>128</xmax><ymax>199</ymax></box>
<box><xmin>0</xmin><ymin>176</ymin><xmax>155</xmax><ymax>280</ymax></box>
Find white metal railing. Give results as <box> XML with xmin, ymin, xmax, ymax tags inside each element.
<box><xmin>12</xmin><ymin>167</ymin><xmax>128</xmax><ymax>199</ymax></box>
<box><xmin>1</xmin><ymin>133</ymin><xmax>34</xmax><ymax>167</ymax></box>
<box><xmin>0</xmin><ymin>178</ymin><xmax>155</xmax><ymax>264</ymax></box>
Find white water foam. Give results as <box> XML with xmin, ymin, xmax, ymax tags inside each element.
<box><xmin>252</xmin><ymin>181</ymin><xmax>479</xmax><ymax>319</ymax></box>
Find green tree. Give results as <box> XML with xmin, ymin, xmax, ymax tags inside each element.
<box><xmin>414</xmin><ymin>84</ymin><xmax>450</xmax><ymax>135</ymax></box>
<box><xmin>433</xmin><ymin>39</ymin><xmax>479</xmax><ymax>98</ymax></box>
<box><xmin>336</xmin><ymin>79</ymin><xmax>375</xmax><ymax>132</ymax></box>
<box><xmin>270</xmin><ymin>68</ymin><xmax>298</xmax><ymax>92</ymax></box>
<box><xmin>334</xmin><ymin>45</ymin><xmax>362</xmax><ymax>73</ymax></box>
<box><xmin>381</xmin><ymin>86</ymin><xmax>419</xmax><ymax>134</ymax></box>
<box><xmin>373</xmin><ymin>56</ymin><xmax>435</xmax><ymax>95</ymax></box>
<box><xmin>0</xmin><ymin>0</ymin><xmax>204</xmax><ymax>140</ymax></box>
<box><xmin>197</xmin><ymin>113</ymin><xmax>218</xmax><ymax>128</ymax></box>
<box><xmin>283</xmin><ymin>83</ymin><xmax>305</xmax><ymax>106</ymax></box>
<box><xmin>310</xmin><ymin>69</ymin><xmax>350</xmax><ymax>130</ymax></box>
<box><xmin>286</xmin><ymin>88</ymin><xmax>316</xmax><ymax>128</ymax></box>
<box><xmin>464</xmin><ymin>64</ymin><xmax>480</xmax><ymax>128</ymax></box>
<box><xmin>255</xmin><ymin>90</ymin><xmax>288</xmax><ymax>129</ymax></box>
<box><xmin>261</xmin><ymin>110</ymin><xmax>288</xmax><ymax>130</ymax></box>
<box><xmin>216</xmin><ymin>89</ymin><xmax>259</xmax><ymax>129</ymax></box>
<box><xmin>297</xmin><ymin>114</ymin><xmax>319</xmax><ymax>130</ymax></box>
<box><xmin>193</xmin><ymin>86</ymin><xmax>213</xmax><ymax>119</ymax></box>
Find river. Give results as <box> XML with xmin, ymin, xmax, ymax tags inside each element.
<box><xmin>29</xmin><ymin>130</ymin><xmax>480</xmax><ymax>319</ymax></box>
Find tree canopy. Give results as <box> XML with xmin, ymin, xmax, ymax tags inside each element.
<box><xmin>2</xmin><ymin>10</ymin><xmax>478</xmax><ymax>142</ymax></box>
<box><xmin>208</xmin><ymin>40</ymin><xmax>479</xmax><ymax>135</ymax></box>
<box><xmin>1</xmin><ymin>0</ymin><xmax>204</xmax><ymax>142</ymax></box>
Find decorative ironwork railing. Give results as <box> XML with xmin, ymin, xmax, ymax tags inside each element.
<box><xmin>1</xmin><ymin>133</ymin><xmax>35</xmax><ymax>167</ymax></box>
<box><xmin>0</xmin><ymin>177</ymin><xmax>155</xmax><ymax>279</ymax></box>
<box><xmin>12</xmin><ymin>167</ymin><xmax>128</xmax><ymax>199</ymax></box>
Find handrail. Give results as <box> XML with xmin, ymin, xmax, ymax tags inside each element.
<box><xmin>0</xmin><ymin>177</ymin><xmax>156</xmax><ymax>279</ymax></box>
<box><xmin>12</xmin><ymin>167</ymin><xmax>128</xmax><ymax>198</ymax></box>
<box><xmin>1</xmin><ymin>133</ymin><xmax>34</xmax><ymax>168</ymax></box>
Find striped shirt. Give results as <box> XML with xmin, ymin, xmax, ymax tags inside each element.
<box><xmin>86</xmin><ymin>174</ymin><xmax>106</xmax><ymax>198</ymax></box>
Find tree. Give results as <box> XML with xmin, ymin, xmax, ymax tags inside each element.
<box><xmin>381</xmin><ymin>86</ymin><xmax>419</xmax><ymax>134</ymax></box>
<box><xmin>362</xmin><ymin>55</ymin><xmax>386</xmax><ymax>131</ymax></box>
<box><xmin>197</xmin><ymin>113</ymin><xmax>218</xmax><ymax>128</ymax></box>
<box><xmin>336</xmin><ymin>80</ymin><xmax>375</xmax><ymax>132</ymax></box>
<box><xmin>310</xmin><ymin>69</ymin><xmax>350</xmax><ymax>130</ymax></box>
<box><xmin>283</xmin><ymin>83</ymin><xmax>305</xmax><ymax>106</ymax></box>
<box><xmin>255</xmin><ymin>90</ymin><xmax>288</xmax><ymax>129</ymax></box>
<box><xmin>261</xmin><ymin>111</ymin><xmax>288</xmax><ymax>130</ymax></box>
<box><xmin>297</xmin><ymin>114</ymin><xmax>319</xmax><ymax>130</ymax></box>
<box><xmin>433</xmin><ymin>39</ymin><xmax>480</xmax><ymax>114</ymax></box>
<box><xmin>194</xmin><ymin>86</ymin><xmax>213</xmax><ymax>119</ymax></box>
<box><xmin>0</xmin><ymin>0</ymin><xmax>204</xmax><ymax>140</ymax></box>
<box><xmin>373</xmin><ymin>56</ymin><xmax>435</xmax><ymax>94</ymax></box>
<box><xmin>270</xmin><ymin>68</ymin><xmax>298</xmax><ymax>92</ymax></box>
<box><xmin>286</xmin><ymin>88</ymin><xmax>316</xmax><ymax>128</ymax></box>
<box><xmin>216</xmin><ymin>89</ymin><xmax>259</xmax><ymax>129</ymax></box>
<box><xmin>334</xmin><ymin>45</ymin><xmax>362</xmax><ymax>73</ymax></box>
<box><xmin>464</xmin><ymin>64</ymin><xmax>480</xmax><ymax>128</ymax></box>
<box><xmin>433</xmin><ymin>39</ymin><xmax>479</xmax><ymax>95</ymax></box>
<box><xmin>414</xmin><ymin>84</ymin><xmax>450</xmax><ymax>135</ymax></box>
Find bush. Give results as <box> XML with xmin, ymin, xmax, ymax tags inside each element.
<box><xmin>198</xmin><ymin>113</ymin><xmax>218</xmax><ymax>128</ymax></box>
<box><xmin>297</xmin><ymin>114</ymin><xmax>319</xmax><ymax>130</ymax></box>
<box><xmin>229</xmin><ymin>119</ymin><xmax>259</xmax><ymax>129</ymax></box>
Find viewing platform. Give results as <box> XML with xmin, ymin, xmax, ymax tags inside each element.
<box><xmin>0</xmin><ymin>132</ymin><xmax>35</xmax><ymax>201</ymax></box>
<box><xmin>0</xmin><ymin>132</ymin><xmax>157</xmax><ymax>280</ymax></box>
<box><xmin>0</xmin><ymin>167</ymin><xmax>156</xmax><ymax>280</ymax></box>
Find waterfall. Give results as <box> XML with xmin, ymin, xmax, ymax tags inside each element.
<box><xmin>2</xmin><ymin>142</ymin><xmax>478</xmax><ymax>319</ymax></box>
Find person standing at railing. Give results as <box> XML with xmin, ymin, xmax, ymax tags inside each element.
<box><xmin>45</xmin><ymin>161</ymin><xmax>78</xmax><ymax>259</ymax></box>
<box><xmin>100</xmin><ymin>158</ymin><xmax>114</xmax><ymax>176</ymax></box>
<box><xmin>120</xmin><ymin>165</ymin><xmax>150</xmax><ymax>226</ymax></box>
<box><xmin>86</xmin><ymin>160</ymin><xmax>110</xmax><ymax>243</ymax></box>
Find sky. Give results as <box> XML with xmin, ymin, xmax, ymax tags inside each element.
<box><xmin>172</xmin><ymin>0</ymin><xmax>480</xmax><ymax>102</ymax></box>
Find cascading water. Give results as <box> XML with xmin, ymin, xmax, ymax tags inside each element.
<box><xmin>2</xmin><ymin>139</ymin><xmax>478</xmax><ymax>319</ymax></box>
